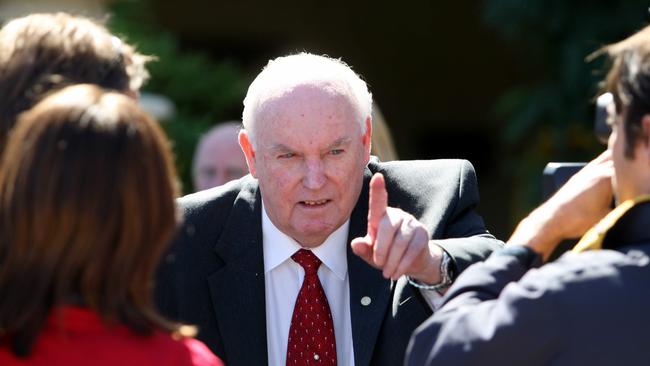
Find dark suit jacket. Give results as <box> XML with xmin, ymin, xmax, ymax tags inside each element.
<box><xmin>156</xmin><ymin>159</ymin><xmax>502</xmax><ymax>366</ymax></box>
<box><xmin>406</xmin><ymin>201</ymin><xmax>650</xmax><ymax>366</ymax></box>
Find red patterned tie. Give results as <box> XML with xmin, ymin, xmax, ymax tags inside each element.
<box><xmin>286</xmin><ymin>249</ymin><xmax>337</xmax><ymax>366</ymax></box>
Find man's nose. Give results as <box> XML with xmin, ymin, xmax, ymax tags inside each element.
<box><xmin>303</xmin><ymin>158</ymin><xmax>326</xmax><ymax>190</ymax></box>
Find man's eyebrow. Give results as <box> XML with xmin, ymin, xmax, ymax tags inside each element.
<box><xmin>268</xmin><ymin>143</ymin><xmax>293</xmax><ymax>152</ymax></box>
<box><xmin>328</xmin><ymin>137</ymin><xmax>352</xmax><ymax>148</ymax></box>
<box><xmin>267</xmin><ymin>138</ymin><xmax>352</xmax><ymax>151</ymax></box>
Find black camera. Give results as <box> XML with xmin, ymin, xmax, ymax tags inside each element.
<box><xmin>541</xmin><ymin>93</ymin><xmax>612</xmax><ymax>200</ymax></box>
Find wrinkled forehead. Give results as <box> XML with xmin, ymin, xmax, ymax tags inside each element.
<box><xmin>254</xmin><ymin>81</ymin><xmax>363</xmax><ymax>131</ymax></box>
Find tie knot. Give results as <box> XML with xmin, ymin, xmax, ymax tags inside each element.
<box><xmin>291</xmin><ymin>249</ymin><xmax>321</xmax><ymax>275</ymax></box>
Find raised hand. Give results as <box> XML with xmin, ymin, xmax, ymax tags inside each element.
<box><xmin>508</xmin><ymin>150</ymin><xmax>614</xmax><ymax>260</ymax></box>
<box><xmin>351</xmin><ymin>173</ymin><xmax>443</xmax><ymax>283</ymax></box>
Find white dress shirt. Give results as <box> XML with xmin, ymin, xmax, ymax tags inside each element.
<box><xmin>263</xmin><ymin>208</ymin><xmax>354</xmax><ymax>366</ymax></box>
<box><xmin>262</xmin><ymin>206</ymin><xmax>444</xmax><ymax>366</ymax></box>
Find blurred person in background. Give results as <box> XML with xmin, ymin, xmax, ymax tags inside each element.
<box><xmin>0</xmin><ymin>12</ymin><xmax>149</xmax><ymax>151</ymax></box>
<box><xmin>369</xmin><ymin>103</ymin><xmax>398</xmax><ymax>161</ymax></box>
<box><xmin>406</xmin><ymin>24</ymin><xmax>650</xmax><ymax>366</ymax></box>
<box><xmin>0</xmin><ymin>84</ymin><xmax>221</xmax><ymax>366</ymax></box>
<box><xmin>192</xmin><ymin>121</ymin><xmax>249</xmax><ymax>191</ymax></box>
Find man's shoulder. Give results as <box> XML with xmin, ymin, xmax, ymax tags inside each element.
<box><xmin>521</xmin><ymin>244</ymin><xmax>650</xmax><ymax>299</ymax></box>
<box><xmin>367</xmin><ymin>158</ymin><xmax>478</xmax><ymax>200</ymax></box>
<box><xmin>554</xmin><ymin>244</ymin><xmax>650</xmax><ymax>278</ymax></box>
<box><xmin>368</xmin><ymin>159</ymin><xmax>476</xmax><ymax>182</ymax></box>
<box><xmin>369</xmin><ymin>158</ymin><xmax>473</xmax><ymax>177</ymax></box>
<box><xmin>178</xmin><ymin>175</ymin><xmax>258</xmax><ymax>221</ymax></box>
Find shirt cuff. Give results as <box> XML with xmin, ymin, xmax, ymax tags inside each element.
<box><xmin>418</xmin><ymin>287</ymin><xmax>445</xmax><ymax>311</ymax></box>
<box><xmin>492</xmin><ymin>245</ymin><xmax>543</xmax><ymax>269</ymax></box>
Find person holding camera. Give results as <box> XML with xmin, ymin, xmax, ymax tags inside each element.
<box><xmin>405</xmin><ymin>25</ymin><xmax>650</xmax><ymax>365</ymax></box>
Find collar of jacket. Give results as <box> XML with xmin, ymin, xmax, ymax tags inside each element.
<box><xmin>573</xmin><ymin>194</ymin><xmax>650</xmax><ymax>253</ymax></box>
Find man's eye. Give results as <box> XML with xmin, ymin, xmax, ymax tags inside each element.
<box><xmin>330</xmin><ymin>149</ymin><xmax>344</xmax><ymax>156</ymax></box>
<box><xmin>278</xmin><ymin>152</ymin><xmax>295</xmax><ymax>159</ymax></box>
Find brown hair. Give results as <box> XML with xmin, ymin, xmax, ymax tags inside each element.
<box><xmin>0</xmin><ymin>12</ymin><xmax>150</xmax><ymax>150</ymax></box>
<box><xmin>0</xmin><ymin>84</ymin><xmax>182</xmax><ymax>356</ymax></box>
<box><xmin>597</xmin><ymin>25</ymin><xmax>650</xmax><ymax>157</ymax></box>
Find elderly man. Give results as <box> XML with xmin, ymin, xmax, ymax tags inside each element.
<box><xmin>156</xmin><ymin>53</ymin><xmax>502</xmax><ymax>366</ymax></box>
<box><xmin>406</xmin><ymin>25</ymin><xmax>650</xmax><ymax>366</ymax></box>
<box><xmin>193</xmin><ymin>122</ymin><xmax>249</xmax><ymax>191</ymax></box>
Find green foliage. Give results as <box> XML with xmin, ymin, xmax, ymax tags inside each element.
<box><xmin>483</xmin><ymin>0</ymin><xmax>650</xmax><ymax>220</ymax></box>
<box><xmin>108</xmin><ymin>0</ymin><xmax>250</xmax><ymax>193</ymax></box>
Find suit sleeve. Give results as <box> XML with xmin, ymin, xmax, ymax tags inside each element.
<box><xmin>434</xmin><ymin>160</ymin><xmax>504</xmax><ymax>275</ymax></box>
<box><xmin>404</xmin><ymin>248</ymin><xmax>565</xmax><ymax>366</ymax></box>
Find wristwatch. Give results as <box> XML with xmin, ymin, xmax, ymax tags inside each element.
<box><xmin>406</xmin><ymin>249</ymin><xmax>454</xmax><ymax>291</ymax></box>
<box><xmin>436</xmin><ymin>249</ymin><xmax>454</xmax><ymax>289</ymax></box>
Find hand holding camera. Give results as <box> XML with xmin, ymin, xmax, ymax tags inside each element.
<box><xmin>510</xmin><ymin>150</ymin><xmax>614</xmax><ymax>260</ymax></box>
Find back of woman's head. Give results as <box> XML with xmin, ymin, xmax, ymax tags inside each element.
<box><xmin>0</xmin><ymin>12</ymin><xmax>150</xmax><ymax>150</ymax></box>
<box><xmin>0</xmin><ymin>84</ymin><xmax>180</xmax><ymax>356</ymax></box>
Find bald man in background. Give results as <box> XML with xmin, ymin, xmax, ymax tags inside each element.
<box><xmin>192</xmin><ymin>122</ymin><xmax>249</xmax><ymax>191</ymax></box>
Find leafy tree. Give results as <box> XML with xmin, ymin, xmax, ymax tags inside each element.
<box><xmin>109</xmin><ymin>0</ymin><xmax>250</xmax><ymax>193</ymax></box>
<box><xmin>483</xmin><ymin>1</ymin><xmax>650</xmax><ymax>219</ymax></box>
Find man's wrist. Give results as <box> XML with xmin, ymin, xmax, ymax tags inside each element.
<box><xmin>508</xmin><ymin>205</ymin><xmax>565</xmax><ymax>260</ymax></box>
<box><xmin>407</xmin><ymin>246</ymin><xmax>454</xmax><ymax>291</ymax></box>
<box><xmin>494</xmin><ymin>245</ymin><xmax>542</xmax><ymax>268</ymax></box>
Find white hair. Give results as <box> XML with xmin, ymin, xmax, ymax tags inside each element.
<box><xmin>242</xmin><ymin>53</ymin><xmax>372</xmax><ymax>141</ymax></box>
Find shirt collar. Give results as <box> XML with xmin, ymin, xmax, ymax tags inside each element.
<box><xmin>262</xmin><ymin>203</ymin><xmax>349</xmax><ymax>281</ymax></box>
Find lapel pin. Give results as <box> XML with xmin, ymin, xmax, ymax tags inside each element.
<box><xmin>361</xmin><ymin>296</ymin><xmax>371</xmax><ymax>306</ymax></box>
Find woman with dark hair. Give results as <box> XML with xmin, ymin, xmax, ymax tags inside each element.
<box><xmin>0</xmin><ymin>84</ymin><xmax>222</xmax><ymax>366</ymax></box>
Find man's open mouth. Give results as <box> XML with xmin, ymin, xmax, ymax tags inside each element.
<box><xmin>300</xmin><ymin>199</ymin><xmax>330</xmax><ymax>206</ymax></box>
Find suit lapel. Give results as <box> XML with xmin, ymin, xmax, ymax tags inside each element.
<box><xmin>205</xmin><ymin>164</ymin><xmax>392</xmax><ymax>365</ymax></box>
<box><xmin>207</xmin><ymin>181</ymin><xmax>268</xmax><ymax>365</ymax></box>
<box><xmin>347</xmin><ymin>167</ymin><xmax>392</xmax><ymax>366</ymax></box>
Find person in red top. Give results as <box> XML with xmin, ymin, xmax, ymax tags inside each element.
<box><xmin>0</xmin><ymin>84</ymin><xmax>222</xmax><ymax>366</ymax></box>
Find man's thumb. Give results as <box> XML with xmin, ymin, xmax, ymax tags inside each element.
<box><xmin>351</xmin><ymin>236</ymin><xmax>374</xmax><ymax>264</ymax></box>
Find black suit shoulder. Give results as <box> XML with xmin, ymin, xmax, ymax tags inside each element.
<box><xmin>369</xmin><ymin>159</ymin><xmax>478</xmax><ymax>215</ymax></box>
<box><xmin>156</xmin><ymin>175</ymin><xmax>258</xmax><ymax>318</ymax></box>
<box><xmin>178</xmin><ymin>176</ymin><xmax>251</xmax><ymax>223</ymax></box>
<box><xmin>369</xmin><ymin>158</ymin><xmax>474</xmax><ymax>185</ymax></box>
<box><xmin>172</xmin><ymin>176</ymin><xmax>257</xmax><ymax>247</ymax></box>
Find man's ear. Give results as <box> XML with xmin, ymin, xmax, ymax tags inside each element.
<box><xmin>642</xmin><ymin>115</ymin><xmax>650</xmax><ymax>141</ymax></box>
<box><xmin>641</xmin><ymin>115</ymin><xmax>650</xmax><ymax>153</ymax></box>
<box><xmin>238</xmin><ymin>129</ymin><xmax>257</xmax><ymax>177</ymax></box>
<box><xmin>362</xmin><ymin>116</ymin><xmax>372</xmax><ymax>163</ymax></box>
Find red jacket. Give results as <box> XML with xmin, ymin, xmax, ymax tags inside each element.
<box><xmin>0</xmin><ymin>307</ymin><xmax>223</xmax><ymax>366</ymax></box>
